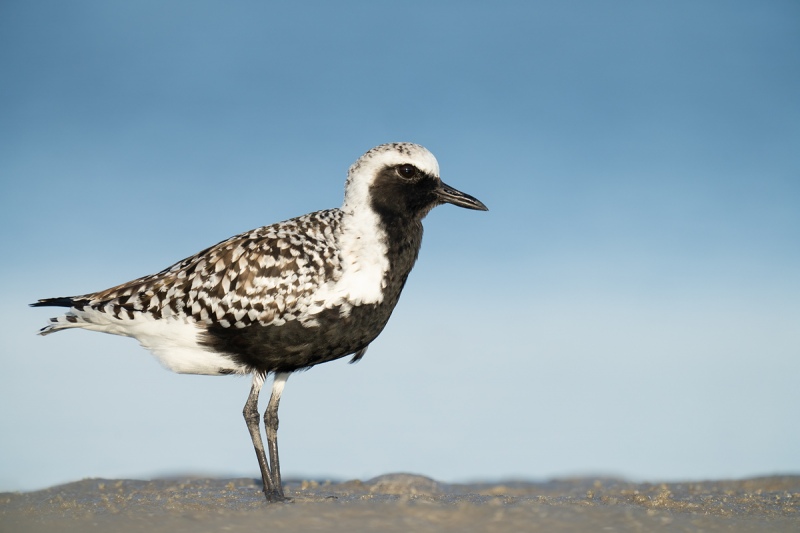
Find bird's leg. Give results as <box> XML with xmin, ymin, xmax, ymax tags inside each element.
<box><xmin>243</xmin><ymin>372</ymin><xmax>276</xmax><ymax>499</ymax></box>
<box><xmin>264</xmin><ymin>372</ymin><xmax>290</xmax><ymax>501</ymax></box>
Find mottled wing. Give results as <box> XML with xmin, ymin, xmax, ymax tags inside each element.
<box><xmin>72</xmin><ymin>209</ymin><xmax>344</xmax><ymax>329</ymax></box>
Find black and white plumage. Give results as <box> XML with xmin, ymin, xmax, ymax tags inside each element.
<box><xmin>32</xmin><ymin>142</ymin><xmax>488</xmax><ymax>502</ymax></box>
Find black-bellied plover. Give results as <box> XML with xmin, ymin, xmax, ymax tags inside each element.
<box><xmin>32</xmin><ymin>142</ymin><xmax>488</xmax><ymax>502</ymax></box>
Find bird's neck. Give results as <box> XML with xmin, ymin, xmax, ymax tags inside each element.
<box><xmin>338</xmin><ymin>206</ymin><xmax>424</xmax><ymax>307</ymax></box>
<box><xmin>372</xmin><ymin>209</ymin><xmax>425</xmax><ymax>306</ymax></box>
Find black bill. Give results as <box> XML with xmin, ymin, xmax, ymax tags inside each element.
<box><xmin>435</xmin><ymin>181</ymin><xmax>489</xmax><ymax>211</ymax></box>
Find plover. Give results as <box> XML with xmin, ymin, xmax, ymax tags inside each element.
<box><xmin>32</xmin><ymin>142</ymin><xmax>487</xmax><ymax>502</ymax></box>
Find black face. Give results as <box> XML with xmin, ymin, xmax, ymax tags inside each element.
<box><xmin>369</xmin><ymin>164</ymin><xmax>441</xmax><ymax>220</ymax></box>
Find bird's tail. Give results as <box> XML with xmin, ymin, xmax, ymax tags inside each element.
<box><xmin>30</xmin><ymin>297</ymin><xmax>78</xmax><ymax>308</ymax></box>
<box><xmin>30</xmin><ymin>297</ymin><xmax>86</xmax><ymax>335</ymax></box>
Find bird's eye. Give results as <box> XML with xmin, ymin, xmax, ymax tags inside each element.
<box><xmin>396</xmin><ymin>164</ymin><xmax>417</xmax><ymax>179</ymax></box>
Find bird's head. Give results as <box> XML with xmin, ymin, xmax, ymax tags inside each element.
<box><xmin>343</xmin><ymin>143</ymin><xmax>488</xmax><ymax>220</ymax></box>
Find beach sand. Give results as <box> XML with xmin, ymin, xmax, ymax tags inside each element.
<box><xmin>2</xmin><ymin>473</ymin><xmax>798</xmax><ymax>532</ymax></box>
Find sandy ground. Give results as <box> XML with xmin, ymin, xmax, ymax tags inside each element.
<box><xmin>2</xmin><ymin>473</ymin><xmax>798</xmax><ymax>532</ymax></box>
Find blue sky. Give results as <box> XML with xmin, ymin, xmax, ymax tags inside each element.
<box><xmin>1</xmin><ymin>1</ymin><xmax>798</xmax><ymax>491</ymax></box>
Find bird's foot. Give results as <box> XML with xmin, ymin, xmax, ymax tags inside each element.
<box><xmin>264</xmin><ymin>489</ymin><xmax>293</xmax><ymax>503</ymax></box>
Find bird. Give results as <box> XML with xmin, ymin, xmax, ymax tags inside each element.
<box><xmin>32</xmin><ymin>142</ymin><xmax>488</xmax><ymax>502</ymax></box>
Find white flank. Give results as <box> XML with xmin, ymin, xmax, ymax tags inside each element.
<box><xmin>128</xmin><ymin>319</ymin><xmax>246</xmax><ymax>375</ymax></box>
<box><xmin>46</xmin><ymin>308</ymin><xmax>246</xmax><ymax>375</ymax></box>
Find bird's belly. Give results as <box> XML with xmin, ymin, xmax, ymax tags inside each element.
<box><xmin>201</xmin><ymin>302</ymin><xmax>393</xmax><ymax>373</ymax></box>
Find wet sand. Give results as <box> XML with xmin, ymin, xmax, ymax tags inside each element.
<box><xmin>2</xmin><ymin>473</ymin><xmax>798</xmax><ymax>532</ymax></box>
